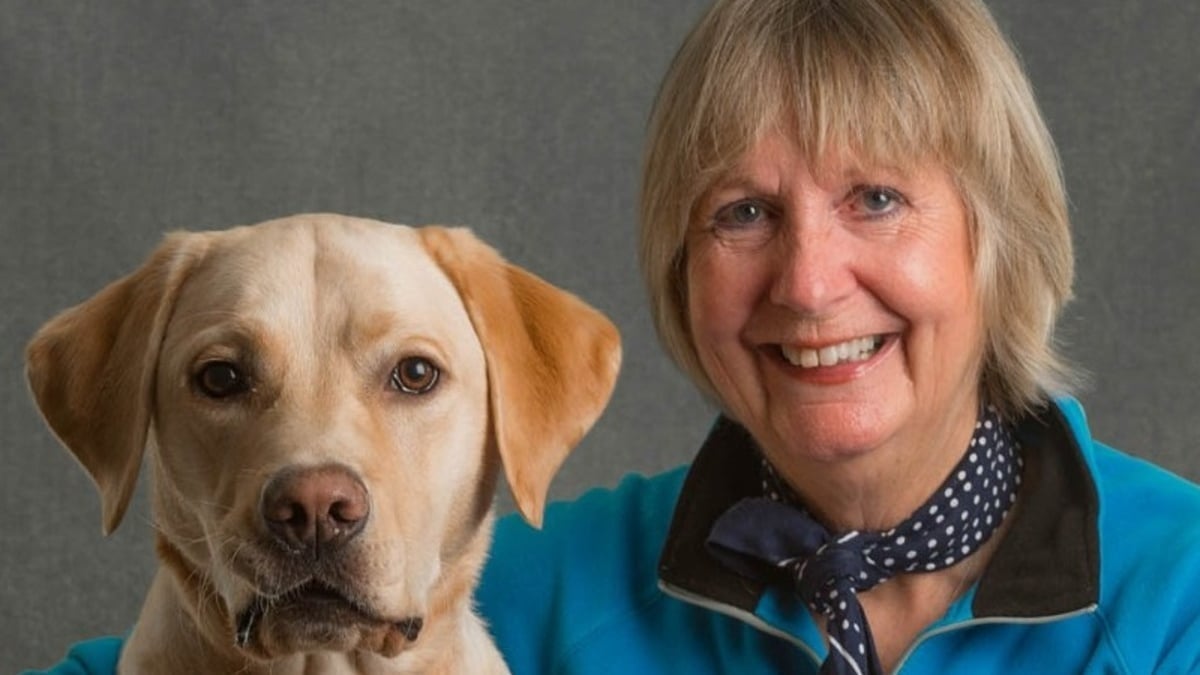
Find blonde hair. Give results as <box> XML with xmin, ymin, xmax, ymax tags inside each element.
<box><xmin>639</xmin><ymin>0</ymin><xmax>1078</xmax><ymax>418</ymax></box>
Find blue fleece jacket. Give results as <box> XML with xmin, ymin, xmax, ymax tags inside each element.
<box><xmin>476</xmin><ymin>397</ymin><xmax>1200</xmax><ymax>674</ymax></box>
<box><xmin>22</xmin><ymin>398</ymin><xmax>1200</xmax><ymax>674</ymax></box>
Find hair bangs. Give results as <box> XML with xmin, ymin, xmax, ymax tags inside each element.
<box><xmin>780</xmin><ymin>1</ymin><xmax>979</xmax><ymax>177</ymax></box>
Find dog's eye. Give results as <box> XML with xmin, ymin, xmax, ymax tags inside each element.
<box><xmin>195</xmin><ymin>361</ymin><xmax>249</xmax><ymax>398</ymax></box>
<box><xmin>390</xmin><ymin>357</ymin><xmax>439</xmax><ymax>394</ymax></box>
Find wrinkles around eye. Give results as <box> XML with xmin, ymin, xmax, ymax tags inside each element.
<box><xmin>704</xmin><ymin>199</ymin><xmax>777</xmax><ymax>248</ymax></box>
<box><xmin>845</xmin><ymin>185</ymin><xmax>907</xmax><ymax>219</ymax></box>
<box><xmin>710</xmin><ymin>198</ymin><xmax>774</xmax><ymax>230</ymax></box>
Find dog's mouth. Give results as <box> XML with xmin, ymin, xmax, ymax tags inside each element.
<box><xmin>234</xmin><ymin>580</ymin><xmax>423</xmax><ymax>657</ymax></box>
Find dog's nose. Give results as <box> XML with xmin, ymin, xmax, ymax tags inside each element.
<box><xmin>261</xmin><ymin>464</ymin><xmax>369</xmax><ymax>558</ymax></box>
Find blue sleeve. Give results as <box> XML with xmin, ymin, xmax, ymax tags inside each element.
<box><xmin>476</xmin><ymin>506</ymin><xmax>562</xmax><ymax>674</ymax></box>
<box><xmin>19</xmin><ymin>637</ymin><xmax>123</xmax><ymax>675</ymax></box>
<box><xmin>475</xmin><ymin>469</ymin><xmax>686</xmax><ymax>675</ymax></box>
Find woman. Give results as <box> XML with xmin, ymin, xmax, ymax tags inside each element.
<box><xmin>478</xmin><ymin>0</ymin><xmax>1200</xmax><ymax>673</ymax></box>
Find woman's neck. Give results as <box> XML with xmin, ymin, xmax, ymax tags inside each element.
<box><xmin>772</xmin><ymin>394</ymin><xmax>982</xmax><ymax>532</ymax></box>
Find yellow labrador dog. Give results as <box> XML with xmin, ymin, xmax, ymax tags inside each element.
<box><xmin>26</xmin><ymin>214</ymin><xmax>621</xmax><ymax>674</ymax></box>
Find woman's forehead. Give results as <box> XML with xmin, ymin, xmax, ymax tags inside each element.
<box><xmin>697</xmin><ymin>125</ymin><xmax>938</xmax><ymax>199</ymax></box>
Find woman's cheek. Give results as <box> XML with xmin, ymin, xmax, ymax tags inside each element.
<box><xmin>688</xmin><ymin>248</ymin><xmax>748</xmax><ymax>343</ymax></box>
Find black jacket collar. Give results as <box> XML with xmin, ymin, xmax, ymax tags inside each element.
<box><xmin>657</xmin><ymin>403</ymin><xmax>1100</xmax><ymax>618</ymax></box>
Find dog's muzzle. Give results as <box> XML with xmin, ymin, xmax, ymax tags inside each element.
<box><xmin>231</xmin><ymin>463</ymin><xmax>424</xmax><ymax>656</ymax></box>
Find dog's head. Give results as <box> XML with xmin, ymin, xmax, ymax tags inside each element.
<box><xmin>26</xmin><ymin>214</ymin><xmax>620</xmax><ymax>659</ymax></box>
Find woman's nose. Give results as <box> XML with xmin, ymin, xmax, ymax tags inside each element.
<box><xmin>767</xmin><ymin>218</ymin><xmax>856</xmax><ymax>315</ymax></box>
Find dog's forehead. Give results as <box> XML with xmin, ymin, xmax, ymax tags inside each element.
<box><xmin>172</xmin><ymin>217</ymin><xmax>473</xmax><ymax>340</ymax></box>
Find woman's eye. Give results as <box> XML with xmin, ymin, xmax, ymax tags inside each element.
<box><xmin>391</xmin><ymin>357</ymin><xmax>440</xmax><ymax>395</ymax></box>
<box><xmin>195</xmin><ymin>361</ymin><xmax>249</xmax><ymax>398</ymax></box>
<box><xmin>713</xmin><ymin>199</ymin><xmax>769</xmax><ymax>227</ymax></box>
<box><xmin>702</xmin><ymin>197</ymin><xmax>777</xmax><ymax>248</ymax></box>
<box><xmin>850</xmin><ymin>186</ymin><xmax>905</xmax><ymax>217</ymax></box>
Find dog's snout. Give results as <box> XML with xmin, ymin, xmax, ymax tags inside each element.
<box><xmin>261</xmin><ymin>464</ymin><xmax>369</xmax><ymax>557</ymax></box>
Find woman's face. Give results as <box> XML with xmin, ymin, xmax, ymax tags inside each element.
<box><xmin>686</xmin><ymin>131</ymin><xmax>984</xmax><ymax>474</ymax></box>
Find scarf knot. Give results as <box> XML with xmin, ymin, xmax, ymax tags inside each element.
<box><xmin>795</xmin><ymin>535</ymin><xmax>880</xmax><ymax>611</ymax></box>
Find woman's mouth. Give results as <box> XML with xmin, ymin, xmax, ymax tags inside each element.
<box><xmin>779</xmin><ymin>335</ymin><xmax>885</xmax><ymax>368</ymax></box>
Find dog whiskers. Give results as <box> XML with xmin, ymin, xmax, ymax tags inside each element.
<box><xmin>234</xmin><ymin>597</ymin><xmax>266</xmax><ymax>648</ymax></box>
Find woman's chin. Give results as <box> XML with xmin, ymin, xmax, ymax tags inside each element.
<box><xmin>760</xmin><ymin>403</ymin><xmax>904</xmax><ymax>467</ymax></box>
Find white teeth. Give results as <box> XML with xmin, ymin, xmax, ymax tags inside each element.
<box><xmin>799</xmin><ymin>348</ymin><xmax>819</xmax><ymax>368</ymax></box>
<box><xmin>780</xmin><ymin>336</ymin><xmax>882</xmax><ymax>368</ymax></box>
<box><xmin>818</xmin><ymin>345</ymin><xmax>839</xmax><ymax>366</ymax></box>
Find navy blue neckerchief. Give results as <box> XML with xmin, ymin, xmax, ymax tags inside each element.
<box><xmin>705</xmin><ymin>406</ymin><xmax>1021</xmax><ymax>675</ymax></box>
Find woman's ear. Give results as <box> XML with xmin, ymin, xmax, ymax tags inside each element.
<box><xmin>419</xmin><ymin>226</ymin><xmax>621</xmax><ymax>527</ymax></box>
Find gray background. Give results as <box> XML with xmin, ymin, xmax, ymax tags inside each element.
<box><xmin>2</xmin><ymin>1</ymin><xmax>1197</xmax><ymax>670</ymax></box>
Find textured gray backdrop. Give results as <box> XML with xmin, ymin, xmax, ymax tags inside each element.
<box><xmin>3</xmin><ymin>1</ymin><xmax>1198</xmax><ymax>670</ymax></box>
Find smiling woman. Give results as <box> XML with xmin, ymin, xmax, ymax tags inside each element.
<box><xmin>474</xmin><ymin>0</ymin><xmax>1200</xmax><ymax>673</ymax></box>
<box><xmin>686</xmin><ymin>140</ymin><xmax>985</xmax><ymax>502</ymax></box>
<box><xmin>642</xmin><ymin>0</ymin><xmax>1075</xmax><ymax>422</ymax></box>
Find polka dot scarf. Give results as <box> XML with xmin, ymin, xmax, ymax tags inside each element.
<box><xmin>706</xmin><ymin>405</ymin><xmax>1022</xmax><ymax>675</ymax></box>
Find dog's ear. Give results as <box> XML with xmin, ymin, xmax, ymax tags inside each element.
<box><xmin>419</xmin><ymin>227</ymin><xmax>621</xmax><ymax>528</ymax></box>
<box><xmin>26</xmin><ymin>232</ymin><xmax>211</xmax><ymax>535</ymax></box>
